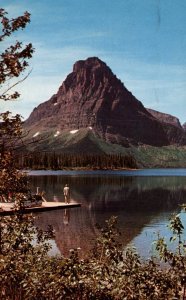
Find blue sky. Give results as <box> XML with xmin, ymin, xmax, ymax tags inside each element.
<box><xmin>1</xmin><ymin>0</ymin><xmax>186</xmax><ymax>124</ymax></box>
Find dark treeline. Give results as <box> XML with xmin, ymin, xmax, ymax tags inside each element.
<box><xmin>17</xmin><ymin>152</ymin><xmax>138</xmax><ymax>170</ymax></box>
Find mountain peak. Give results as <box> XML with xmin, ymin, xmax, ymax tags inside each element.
<box><xmin>25</xmin><ymin>57</ymin><xmax>186</xmax><ymax>147</ymax></box>
<box><xmin>73</xmin><ymin>57</ymin><xmax>106</xmax><ymax>72</ymax></box>
<box><xmin>58</xmin><ymin>56</ymin><xmax>124</xmax><ymax>100</ymax></box>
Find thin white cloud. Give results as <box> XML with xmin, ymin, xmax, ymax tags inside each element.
<box><xmin>1</xmin><ymin>75</ymin><xmax>61</xmax><ymax>118</ymax></box>
<box><xmin>2</xmin><ymin>4</ymin><xmax>28</xmax><ymax>15</ymax></box>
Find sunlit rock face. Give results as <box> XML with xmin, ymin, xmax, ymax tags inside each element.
<box><xmin>25</xmin><ymin>57</ymin><xmax>185</xmax><ymax>147</ymax></box>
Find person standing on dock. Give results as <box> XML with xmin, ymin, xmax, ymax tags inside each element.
<box><xmin>63</xmin><ymin>184</ymin><xmax>70</xmax><ymax>203</ymax></box>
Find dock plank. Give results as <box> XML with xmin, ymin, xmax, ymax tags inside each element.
<box><xmin>0</xmin><ymin>202</ymin><xmax>81</xmax><ymax>216</ymax></box>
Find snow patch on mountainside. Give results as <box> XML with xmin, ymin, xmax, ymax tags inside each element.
<box><xmin>70</xmin><ymin>129</ymin><xmax>79</xmax><ymax>134</ymax></box>
<box><xmin>33</xmin><ymin>132</ymin><xmax>40</xmax><ymax>137</ymax></box>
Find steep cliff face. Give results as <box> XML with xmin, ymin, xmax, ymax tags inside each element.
<box><xmin>147</xmin><ymin>109</ymin><xmax>182</xmax><ymax>128</ymax></box>
<box><xmin>25</xmin><ymin>57</ymin><xmax>185</xmax><ymax>147</ymax></box>
<box><xmin>183</xmin><ymin>123</ymin><xmax>186</xmax><ymax>132</ymax></box>
<box><xmin>147</xmin><ymin>109</ymin><xmax>186</xmax><ymax>145</ymax></box>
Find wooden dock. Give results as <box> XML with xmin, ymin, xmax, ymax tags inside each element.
<box><xmin>0</xmin><ymin>202</ymin><xmax>81</xmax><ymax>216</ymax></box>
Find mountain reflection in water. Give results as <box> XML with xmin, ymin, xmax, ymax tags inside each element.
<box><xmin>29</xmin><ymin>173</ymin><xmax>186</xmax><ymax>258</ymax></box>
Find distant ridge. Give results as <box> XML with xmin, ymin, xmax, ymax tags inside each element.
<box><xmin>147</xmin><ymin>108</ymin><xmax>186</xmax><ymax>145</ymax></box>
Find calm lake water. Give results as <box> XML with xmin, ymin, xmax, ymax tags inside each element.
<box><xmin>28</xmin><ymin>169</ymin><xmax>186</xmax><ymax>258</ymax></box>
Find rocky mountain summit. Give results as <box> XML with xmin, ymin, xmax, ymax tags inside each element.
<box><xmin>24</xmin><ymin>57</ymin><xmax>186</xmax><ymax>148</ymax></box>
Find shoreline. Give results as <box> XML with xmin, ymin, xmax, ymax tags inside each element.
<box><xmin>22</xmin><ymin>167</ymin><xmax>138</xmax><ymax>172</ymax></box>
